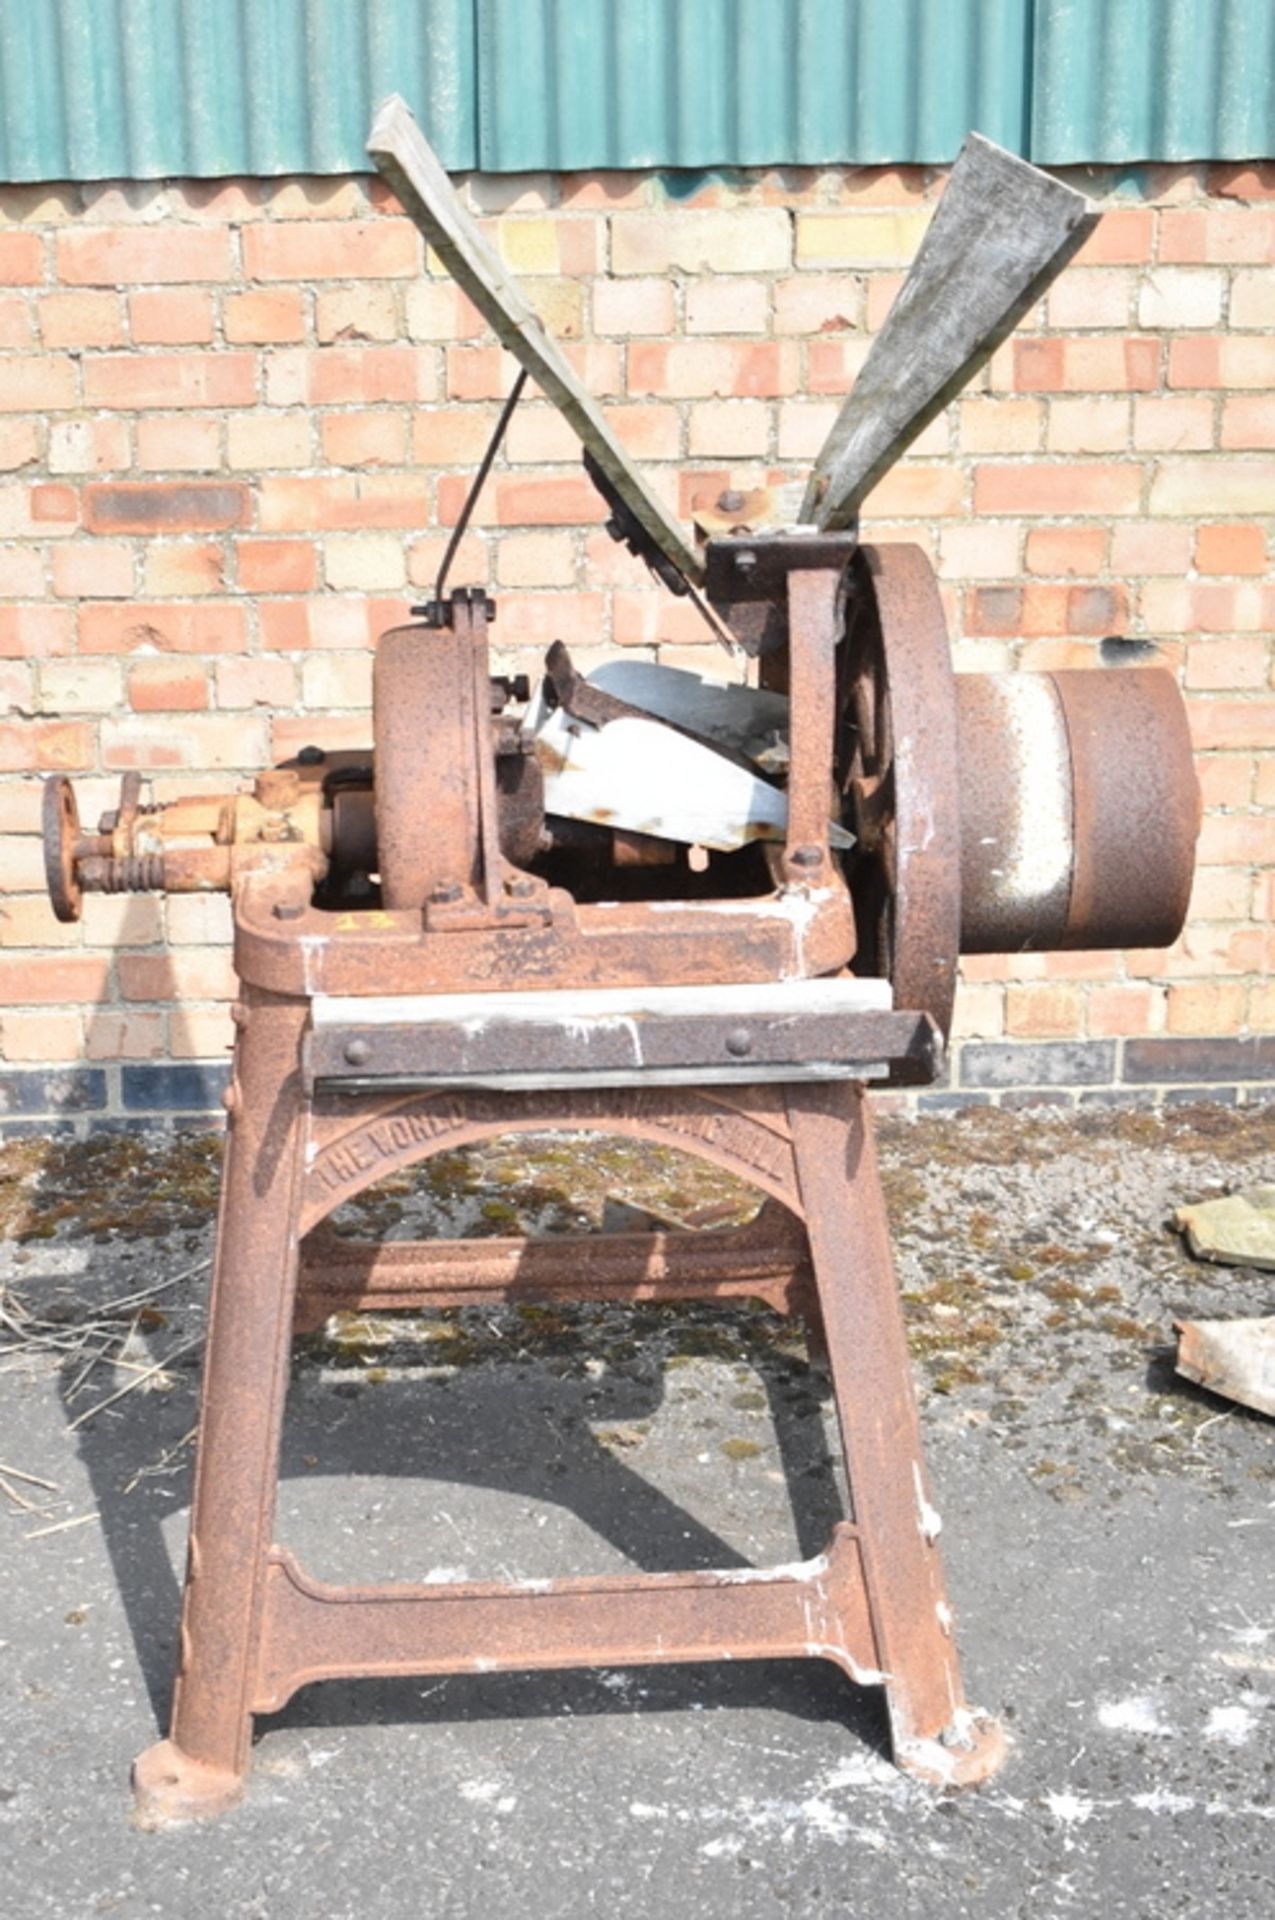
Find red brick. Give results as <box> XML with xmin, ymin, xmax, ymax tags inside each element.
<box><xmin>0</xmin><ymin>547</ymin><xmax>43</xmax><ymax>595</ymax></box>
<box><xmin>481</xmin><ymin>591</ymin><xmax>605</xmax><ymax>650</ymax></box>
<box><xmin>0</xmin><ymin>232</ymin><xmax>43</xmax><ymax>285</ymax></box>
<box><xmin>1131</xmin><ymin>396</ymin><xmax>1214</xmax><ymax>452</ymax></box>
<box><xmin>51</xmin><ymin>543</ymin><xmax>134</xmax><ymax>599</ymax></box>
<box><xmin>602</xmin><ymin>403</ymin><xmax>681</xmax><ymax>462</ymax></box>
<box><xmin>1013</xmin><ymin>339</ymin><xmax>1064</xmax><ymax>390</ymax></box>
<box><xmin>411</xmin><ymin>407</ymin><xmax>501</xmax><ymax>466</ymax></box>
<box><xmin>135</xmin><ymin>416</ymin><xmax>220</xmax><ymax>472</ymax></box>
<box><xmin>84</xmin><ymin>1010</ymin><xmax>166</xmax><ymax>1061</ymax></box>
<box><xmin>489</xmin><ymin>475</ymin><xmax>608</xmax><ymax>528</ymax></box>
<box><xmin>0</xmin><ymin>956</ymin><xmax>109</xmax><ymax>1005</ymax></box>
<box><xmin>613</xmin><ymin>589</ymin><xmax>719</xmax><ymax>648</ymax></box>
<box><xmin>84</xmin><ymin>481</ymin><xmax>247</xmax><ymax>533</ymax></box>
<box><xmin>129</xmin><ymin>289</ymin><xmax>215</xmax><ymax>345</ymax></box>
<box><xmin>1195</xmin><ymin>524</ymin><xmax>1267</xmax><ymax>575</ymax></box>
<box><xmin>495</xmin><ymin>532</ymin><xmax>578</xmax><ymax>588</ymax></box>
<box><xmin>117</xmin><ymin>952</ymin><xmax>238</xmax><ymax>1002</ymax></box>
<box><xmin>144</xmin><ymin>543</ymin><xmax>224</xmax><ymax>597</ymax></box>
<box><xmin>79</xmin><ymin>601</ymin><xmax>247</xmax><ymax>655</ymax></box>
<box><xmin>236</xmin><ymin>539</ymin><xmax>318</xmax><ymax>593</ymax></box>
<box><xmin>243</xmin><ymin>220</ymin><xmax>418</xmax><ymax>281</ymax></box>
<box><xmin>627</xmin><ymin>341</ymin><xmax>797</xmax><ymax>399</ymax></box>
<box><xmin>1167</xmin><ymin>981</ymin><xmax>1247</xmax><ymax>1034</ymax></box>
<box><xmin>0</xmin><ymin>606</ymin><xmax>74</xmax><ymax>658</ymax></box>
<box><xmin>1198</xmin><ymin>756</ymin><xmax>1256</xmax><ymax>807</ymax></box>
<box><xmin>258</xmin><ymin>474</ymin><xmax>428</xmax><ymax>532</ymax></box>
<box><xmin>56</xmin><ymin>226</ymin><xmax>233</xmax><ymax>285</ymax></box>
<box><xmin>865</xmin><ymin>464</ymin><xmax>963</xmax><ymax>517</ymax></box>
<box><xmin>0</xmin><ymin>355</ymin><xmax>77</xmax><ymax>412</ymax></box>
<box><xmin>504</xmin><ymin>407</ymin><xmax>579</xmax><ymax>465</ymax></box>
<box><xmin>314</xmin><ymin>285</ymin><xmax>398</xmax><ymax>344</ymax></box>
<box><xmin>1169</xmin><ymin>335</ymin><xmax>1275</xmax><ymax>389</ymax></box>
<box><xmin>1189</xmin><ymin>699</ymin><xmax>1275</xmax><ymax>751</ymax></box>
<box><xmin>1005</xmin><ymin>984</ymin><xmax>1084</xmax><ymax>1038</ymax></box>
<box><xmin>84</xmin><ymin>352</ymin><xmax>256</xmax><ymax>410</ymax></box>
<box><xmin>271</xmin><ymin>714</ymin><xmax>373</xmax><ymax>759</ymax></box>
<box><xmin>0</xmin><ymin>419</ymin><xmax>39</xmax><ymax>470</ymax></box>
<box><xmin>320</xmin><ymin>411</ymin><xmax>408</xmax><ymax>469</ymax></box>
<box><xmin>1110</xmin><ymin>522</ymin><xmax>1193</xmax><ymax>576</ymax></box>
<box><xmin>103</xmin><ymin>713</ymin><xmax>268</xmax><ymax>773</ymax></box>
<box><xmin>967</xmin><ymin>583</ymin><xmax>1124</xmax><ymax>640</ymax></box>
<box><xmin>1087</xmin><ymin>985</ymin><xmax>1157</xmax><ymax>1037</ymax></box>
<box><xmin>973</xmin><ymin>463</ymin><xmax>1142</xmax><ymax>516</ymax></box>
<box><xmin>4</xmin><ymin>1010</ymin><xmax>85</xmax><ymax>1060</ymax></box>
<box><xmin>1073</xmin><ymin>208</ymin><xmax>1154</xmax><ymax>264</ymax></box>
<box><xmin>1016</xmin><ymin>337</ymin><xmax>1158</xmax><ymax>393</ymax></box>
<box><xmin>0</xmin><ymin>295</ymin><xmax>37</xmax><ymax>349</ymax></box>
<box><xmin>966</xmin><ymin>587</ymin><xmax>1022</xmax><ymax>636</ymax></box>
<box><xmin>0</xmin><ymin>717</ymin><xmax>93</xmax><ymax>770</ymax></box>
<box><xmin>308</xmin><ymin>347</ymin><xmax>435</xmax><ymax>405</ymax></box>
<box><xmin>38</xmin><ymin>291</ymin><xmax>123</xmax><ymax>348</ymax></box>
<box><xmin>445</xmin><ymin>347</ymin><xmax>520</xmax><ymax>402</ymax></box>
<box><xmin>214</xmin><ymin>657</ymin><xmax>297</xmax><ymax>708</ymax></box>
<box><xmin>127</xmin><ymin>660</ymin><xmax>211</xmax><ymax>710</ymax></box>
<box><xmin>223</xmin><ymin>289</ymin><xmax>308</xmax><ymax>344</ymax></box>
<box><xmin>1024</xmin><ymin>527</ymin><xmax>1108</xmax><ymax>575</ymax></box>
<box><xmin>1185</xmin><ymin>637</ymin><xmax>1269</xmax><ymax>689</ymax></box>
<box><xmin>1159</xmin><ymin>207</ymin><xmax>1275</xmax><ymax>264</ymax></box>
<box><xmin>958</xmin><ymin>398</ymin><xmax>1043</xmax><ymax>454</ymax></box>
<box><xmin>806</xmin><ymin>338</ymin><xmax>872</xmax><ymax>394</ymax></box>
<box><xmin>258</xmin><ymin>599</ymin><xmax>389</xmax><ymax>652</ymax></box>
<box><xmin>592</xmin><ymin>278</ymin><xmax>677</xmax><ymax>336</ymax></box>
<box><xmin>1219</xmin><ymin>397</ymin><xmax>1275</xmax><ymax>449</ymax></box>
<box><xmin>30</xmin><ymin>482</ymin><xmax>77</xmax><ymax>524</ymax></box>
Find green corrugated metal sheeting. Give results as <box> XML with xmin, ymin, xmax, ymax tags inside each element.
<box><xmin>0</xmin><ymin>0</ymin><xmax>1270</xmax><ymax>182</ymax></box>
<box><xmin>0</xmin><ymin>0</ymin><xmax>477</xmax><ymax>179</ymax></box>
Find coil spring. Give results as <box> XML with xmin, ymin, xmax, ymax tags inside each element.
<box><xmin>97</xmin><ymin>855</ymin><xmax>165</xmax><ymax>893</ymax></box>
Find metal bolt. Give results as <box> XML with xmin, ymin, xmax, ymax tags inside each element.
<box><xmin>506</xmin><ymin>876</ymin><xmax>536</xmax><ymax>899</ymax></box>
<box><xmin>716</xmin><ymin>489</ymin><xmax>746</xmax><ymax>513</ymax></box>
<box><xmin>724</xmin><ymin>1028</ymin><xmax>753</xmax><ymax>1058</ymax></box>
<box><xmin>272</xmin><ymin>900</ymin><xmax>305</xmax><ymax>920</ymax></box>
<box><xmin>344</xmin><ymin>1038</ymin><xmax>371</xmax><ymax>1067</ymax></box>
<box><xmin>221</xmin><ymin>1083</ymin><xmax>240</xmax><ymax>1115</ymax></box>
<box><xmin>733</xmin><ymin>549</ymin><xmax>758</xmax><ymax>574</ymax></box>
<box><xmin>790</xmin><ymin>844</ymin><xmax>824</xmax><ymax>869</ymax></box>
<box><xmin>296</xmin><ymin>745</ymin><xmax>325</xmax><ymax>766</ymax></box>
<box><xmin>229</xmin><ymin>1002</ymin><xmax>249</xmax><ymax>1029</ymax></box>
<box><xmin>429</xmin><ymin>881</ymin><xmax>463</xmax><ymax>905</ymax></box>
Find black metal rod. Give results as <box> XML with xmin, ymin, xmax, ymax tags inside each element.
<box><xmin>433</xmin><ymin>366</ymin><xmax>529</xmax><ymax>609</ymax></box>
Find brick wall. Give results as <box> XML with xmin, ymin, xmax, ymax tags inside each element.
<box><xmin>0</xmin><ymin>157</ymin><xmax>1272</xmax><ymax>1128</ymax></box>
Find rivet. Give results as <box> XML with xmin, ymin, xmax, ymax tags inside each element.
<box><xmin>344</xmin><ymin>1038</ymin><xmax>371</xmax><ymax>1067</ymax></box>
<box><xmin>790</xmin><ymin>844</ymin><xmax>824</xmax><ymax>869</ymax></box>
<box><xmin>724</xmin><ymin>1028</ymin><xmax>753</xmax><ymax>1057</ymax></box>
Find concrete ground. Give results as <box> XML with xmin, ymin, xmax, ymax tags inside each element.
<box><xmin>1</xmin><ymin>1104</ymin><xmax>1272</xmax><ymax>1919</ymax></box>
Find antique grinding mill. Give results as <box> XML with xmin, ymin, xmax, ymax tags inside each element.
<box><xmin>43</xmin><ymin>101</ymin><xmax>1199</xmax><ymax>1822</ymax></box>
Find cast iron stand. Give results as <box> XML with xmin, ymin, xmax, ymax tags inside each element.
<box><xmin>133</xmin><ymin>973</ymin><xmax>1004</xmax><ymax>1825</ymax></box>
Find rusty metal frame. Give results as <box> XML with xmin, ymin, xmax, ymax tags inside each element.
<box><xmin>132</xmin><ymin>982</ymin><xmax>1004</xmax><ymax>1825</ymax></box>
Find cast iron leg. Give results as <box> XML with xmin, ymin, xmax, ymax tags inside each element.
<box><xmin>788</xmin><ymin>1082</ymin><xmax>1005</xmax><ymax>1787</ymax></box>
<box><xmin>133</xmin><ymin>989</ymin><xmax>309</xmax><ymax>1825</ymax></box>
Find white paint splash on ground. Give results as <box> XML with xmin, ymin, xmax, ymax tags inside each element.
<box><xmin>1097</xmin><ymin>1694</ymin><xmax>1172</xmax><ymax>1737</ymax></box>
